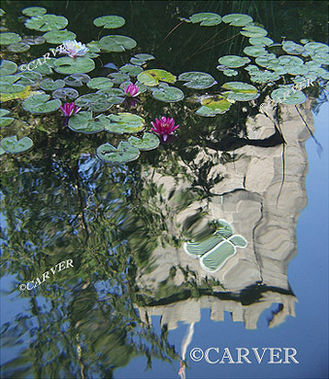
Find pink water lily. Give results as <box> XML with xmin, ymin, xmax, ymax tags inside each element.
<box><xmin>124</xmin><ymin>83</ymin><xmax>140</xmax><ymax>97</ymax></box>
<box><xmin>60</xmin><ymin>102</ymin><xmax>80</xmax><ymax>117</ymax></box>
<box><xmin>60</xmin><ymin>40</ymin><xmax>89</xmax><ymax>58</ymax></box>
<box><xmin>151</xmin><ymin>116</ymin><xmax>179</xmax><ymax>142</ymax></box>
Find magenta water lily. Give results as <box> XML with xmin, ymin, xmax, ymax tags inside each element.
<box><xmin>60</xmin><ymin>102</ymin><xmax>81</xmax><ymax>117</ymax></box>
<box><xmin>151</xmin><ymin>116</ymin><xmax>180</xmax><ymax>142</ymax></box>
<box><xmin>124</xmin><ymin>83</ymin><xmax>140</xmax><ymax>97</ymax></box>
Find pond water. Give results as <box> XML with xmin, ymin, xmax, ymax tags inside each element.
<box><xmin>0</xmin><ymin>1</ymin><xmax>328</xmax><ymax>378</ymax></box>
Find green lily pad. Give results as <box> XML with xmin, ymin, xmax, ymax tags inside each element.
<box><xmin>243</xmin><ymin>45</ymin><xmax>267</xmax><ymax>57</ymax></box>
<box><xmin>99</xmin><ymin>35</ymin><xmax>137</xmax><ymax>52</ymax></box>
<box><xmin>64</xmin><ymin>73</ymin><xmax>91</xmax><ymax>87</ymax></box>
<box><xmin>52</xmin><ymin>87</ymin><xmax>79</xmax><ymax>100</ymax></box>
<box><xmin>151</xmin><ymin>84</ymin><xmax>184</xmax><ymax>102</ymax></box>
<box><xmin>200</xmin><ymin>95</ymin><xmax>232</xmax><ymax>114</ymax></box>
<box><xmin>97</xmin><ymin>88</ymin><xmax>124</xmax><ymax>104</ymax></box>
<box><xmin>282</xmin><ymin>41</ymin><xmax>304</xmax><ymax>55</ymax></box>
<box><xmin>68</xmin><ymin>111</ymin><xmax>107</xmax><ymax>134</ymax></box>
<box><xmin>304</xmin><ymin>42</ymin><xmax>329</xmax><ymax>55</ymax></box>
<box><xmin>134</xmin><ymin>53</ymin><xmax>155</xmax><ymax>61</ymax></box>
<box><xmin>7</xmin><ymin>42</ymin><xmax>30</xmax><ymax>52</ymax></box>
<box><xmin>119</xmin><ymin>64</ymin><xmax>143</xmax><ymax>77</ymax></box>
<box><xmin>222</xmin><ymin>81</ymin><xmax>259</xmax><ymax>101</ymax></box>
<box><xmin>13</xmin><ymin>71</ymin><xmax>42</xmax><ymax>85</ymax></box>
<box><xmin>271</xmin><ymin>86</ymin><xmax>306</xmax><ymax>105</ymax></box>
<box><xmin>86</xmin><ymin>41</ymin><xmax>101</xmax><ymax>53</ymax></box>
<box><xmin>0</xmin><ymin>76</ymin><xmax>26</xmax><ymax>93</ymax></box>
<box><xmin>93</xmin><ymin>15</ymin><xmax>125</xmax><ymax>29</ymax></box>
<box><xmin>128</xmin><ymin>132</ymin><xmax>160</xmax><ymax>151</ymax></box>
<box><xmin>218</xmin><ymin>55</ymin><xmax>250</xmax><ymax>68</ymax></box>
<box><xmin>109</xmin><ymin>72</ymin><xmax>130</xmax><ymax>84</ymax></box>
<box><xmin>137</xmin><ymin>69</ymin><xmax>176</xmax><ymax>86</ymax></box>
<box><xmin>0</xmin><ymin>32</ymin><xmax>22</xmax><ymax>45</ymax></box>
<box><xmin>0</xmin><ymin>109</ymin><xmax>14</xmax><ymax>127</ymax></box>
<box><xmin>240</xmin><ymin>25</ymin><xmax>268</xmax><ymax>38</ymax></box>
<box><xmin>87</xmin><ymin>77</ymin><xmax>113</xmax><ymax>90</ymax></box>
<box><xmin>249</xmin><ymin>37</ymin><xmax>273</xmax><ymax>46</ymax></box>
<box><xmin>222</xmin><ymin>13</ymin><xmax>253</xmax><ymax>27</ymax></box>
<box><xmin>43</xmin><ymin>30</ymin><xmax>76</xmax><ymax>44</ymax></box>
<box><xmin>189</xmin><ymin>12</ymin><xmax>222</xmax><ymax>26</ymax></box>
<box><xmin>255</xmin><ymin>54</ymin><xmax>278</xmax><ymax>68</ymax></box>
<box><xmin>250</xmin><ymin>70</ymin><xmax>281</xmax><ymax>83</ymax></box>
<box><xmin>54</xmin><ymin>57</ymin><xmax>95</xmax><ymax>74</ymax></box>
<box><xmin>75</xmin><ymin>93</ymin><xmax>113</xmax><ymax>112</ymax></box>
<box><xmin>278</xmin><ymin>55</ymin><xmax>304</xmax><ymax>66</ymax></box>
<box><xmin>22</xmin><ymin>93</ymin><xmax>61</xmax><ymax>114</ymax></box>
<box><xmin>24</xmin><ymin>58</ymin><xmax>55</xmax><ymax>75</ymax></box>
<box><xmin>196</xmin><ymin>106</ymin><xmax>219</xmax><ymax>117</ymax></box>
<box><xmin>40</xmin><ymin>78</ymin><xmax>65</xmax><ymax>91</ymax></box>
<box><xmin>178</xmin><ymin>71</ymin><xmax>216</xmax><ymax>89</ymax></box>
<box><xmin>285</xmin><ymin>64</ymin><xmax>308</xmax><ymax>75</ymax></box>
<box><xmin>97</xmin><ymin>141</ymin><xmax>140</xmax><ymax>164</ymax></box>
<box><xmin>22</xmin><ymin>7</ymin><xmax>47</xmax><ymax>17</ymax></box>
<box><xmin>25</xmin><ymin>14</ymin><xmax>68</xmax><ymax>32</ymax></box>
<box><xmin>312</xmin><ymin>53</ymin><xmax>329</xmax><ymax>65</ymax></box>
<box><xmin>21</xmin><ymin>35</ymin><xmax>46</xmax><ymax>45</ymax></box>
<box><xmin>0</xmin><ymin>60</ymin><xmax>17</xmax><ymax>76</ymax></box>
<box><xmin>104</xmin><ymin>112</ymin><xmax>145</xmax><ymax>134</ymax></box>
<box><xmin>222</xmin><ymin>69</ymin><xmax>238</xmax><ymax>77</ymax></box>
<box><xmin>1</xmin><ymin>135</ymin><xmax>33</xmax><ymax>153</ymax></box>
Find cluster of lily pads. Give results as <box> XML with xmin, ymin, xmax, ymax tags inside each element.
<box><xmin>0</xmin><ymin>7</ymin><xmax>328</xmax><ymax>162</ymax></box>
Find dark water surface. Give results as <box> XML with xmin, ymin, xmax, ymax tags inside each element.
<box><xmin>0</xmin><ymin>1</ymin><xmax>328</xmax><ymax>378</ymax></box>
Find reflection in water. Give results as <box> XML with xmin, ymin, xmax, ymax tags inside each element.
<box><xmin>0</xmin><ymin>99</ymin><xmax>314</xmax><ymax>376</ymax></box>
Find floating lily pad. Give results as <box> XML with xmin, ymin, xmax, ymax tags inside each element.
<box><xmin>43</xmin><ymin>29</ymin><xmax>76</xmax><ymax>44</ymax></box>
<box><xmin>0</xmin><ymin>109</ymin><xmax>14</xmax><ymax>127</ymax></box>
<box><xmin>7</xmin><ymin>42</ymin><xmax>30</xmax><ymax>52</ymax></box>
<box><xmin>189</xmin><ymin>12</ymin><xmax>222</xmax><ymax>26</ymax></box>
<box><xmin>178</xmin><ymin>71</ymin><xmax>216</xmax><ymax>89</ymax></box>
<box><xmin>304</xmin><ymin>42</ymin><xmax>329</xmax><ymax>55</ymax></box>
<box><xmin>222</xmin><ymin>81</ymin><xmax>259</xmax><ymax>101</ymax></box>
<box><xmin>196</xmin><ymin>106</ymin><xmax>219</xmax><ymax>117</ymax></box>
<box><xmin>54</xmin><ymin>57</ymin><xmax>95</xmax><ymax>74</ymax></box>
<box><xmin>97</xmin><ymin>88</ymin><xmax>125</xmax><ymax>104</ymax></box>
<box><xmin>243</xmin><ymin>45</ymin><xmax>267</xmax><ymax>57</ymax></box>
<box><xmin>1</xmin><ymin>136</ymin><xmax>33</xmax><ymax>153</ymax></box>
<box><xmin>22</xmin><ymin>7</ymin><xmax>47</xmax><ymax>17</ymax></box>
<box><xmin>271</xmin><ymin>86</ymin><xmax>306</xmax><ymax>105</ymax></box>
<box><xmin>87</xmin><ymin>77</ymin><xmax>113</xmax><ymax>90</ymax></box>
<box><xmin>249</xmin><ymin>70</ymin><xmax>281</xmax><ymax>83</ymax></box>
<box><xmin>21</xmin><ymin>35</ymin><xmax>46</xmax><ymax>45</ymax></box>
<box><xmin>0</xmin><ymin>60</ymin><xmax>17</xmax><ymax>76</ymax></box>
<box><xmin>255</xmin><ymin>54</ymin><xmax>278</xmax><ymax>68</ymax></box>
<box><xmin>286</xmin><ymin>65</ymin><xmax>308</xmax><ymax>75</ymax></box>
<box><xmin>93</xmin><ymin>15</ymin><xmax>125</xmax><ymax>29</ymax></box>
<box><xmin>278</xmin><ymin>55</ymin><xmax>304</xmax><ymax>66</ymax></box>
<box><xmin>109</xmin><ymin>72</ymin><xmax>130</xmax><ymax>84</ymax></box>
<box><xmin>312</xmin><ymin>53</ymin><xmax>329</xmax><ymax>65</ymax></box>
<box><xmin>128</xmin><ymin>132</ymin><xmax>160</xmax><ymax>151</ymax></box>
<box><xmin>151</xmin><ymin>84</ymin><xmax>184</xmax><ymax>102</ymax></box>
<box><xmin>218</xmin><ymin>55</ymin><xmax>250</xmax><ymax>68</ymax></box>
<box><xmin>68</xmin><ymin>111</ymin><xmax>107</xmax><ymax>134</ymax></box>
<box><xmin>282</xmin><ymin>40</ymin><xmax>304</xmax><ymax>55</ymax></box>
<box><xmin>52</xmin><ymin>87</ymin><xmax>79</xmax><ymax>100</ymax></box>
<box><xmin>24</xmin><ymin>58</ymin><xmax>55</xmax><ymax>75</ymax></box>
<box><xmin>25</xmin><ymin>14</ymin><xmax>68</xmax><ymax>31</ymax></box>
<box><xmin>134</xmin><ymin>53</ymin><xmax>155</xmax><ymax>61</ymax></box>
<box><xmin>119</xmin><ymin>64</ymin><xmax>143</xmax><ymax>77</ymax></box>
<box><xmin>0</xmin><ymin>86</ymin><xmax>34</xmax><ymax>103</ymax></box>
<box><xmin>240</xmin><ymin>25</ymin><xmax>268</xmax><ymax>38</ymax></box>
<box><xmin>97</xmin><ymin>141</ymin><xmax>140</xmax><ymax>163</ymax></box>
<box><xmin>17</xmin><ymin>70</ymin><xmax>42</xmax><ymax>85</ymax></box>
<box><xmin>86</xmin><ymin>41</ymin><xmax>101</xmax><ymax>53</ymax></box>
<box><xmin>197</xmin><ymin>95</ymin><xmax>232</xmax><ymax>117</ymax></box>
<box><xmin>222</xmin><ymin>69</ymin><xmax>238</xmax><ymax>76</ymax></box>
<box><xmin>0</xmin><ymin>76</ymin><xmax>26</xmax><ymax>93</ymax></box>
<box><xmin>0</xmin><ymin>32</ymin><xmax>22</xmax><ymax>45</ymax></box>
<box><xmin>105</xmin><ymin>112</ymin><xmax>145</xmax><ymax>134</ymax></box>
<box><xmin>63</xmin><ymin>73</ymin><xmax>90</xmax><ymax>87</ymax></box>
<box><xmin>99</xmin><ymin>35</ymin><xmax>137</xmax><ymax>52</ymax></box>
<box><xmin>40</xmin><ymin>78</ymin><xmax>65</xmax><ymax>91</ymax></box>
<box><xmin>22</xmin><ymin>93</ymin><xmax>61</xmax><ymax>114</ymax></box>
<box><xmin>249</xmin><ymin>37</ymin><xmax>273</xmax><ymax>46</ymax></box>
<box><xmin>137</xmin><ymin>69</ymin><xmax>176</xmax><ymax>86</ymax></box>
<box><xmin>75</xmin><ymin>93</ymin><xmax>113</xmax><ymax>112</ymax></box>
<box><xmin>222</xmin><ymin>13</ymin><xmax>253</xmax><ymax>27</ymax></box>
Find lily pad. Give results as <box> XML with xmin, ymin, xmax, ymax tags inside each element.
<box><xmin>178</xmin><ymin>71</ymin><xmax>216</xmax><ymax>89</ymax></box>
<box><xmin>40</xmin><ymin>78</ymin><xmax>65</xmax><ymax>91</ymax></box>
<box><xmin>196</xmin><ymin>106</ymin><xmax>220</xmax><ymax>117</ymax></box>
<box><xmin>240</xmin><ymin>25</ymin><xmax>268</xmax><ymax>38</ymax></box>
<box><xmin>249</xmin><ymin>37</ymin><xmax>273</xmax><ymax>46</ymax></box>
<box><xmin>271</xmin><ymin>86</ymin><xmax>306</xmax><ymax>105</ymax></box>
<box><xmin>134</xmin><ymin>53</ymin><xmax>155</xmax><ymax>61</ymax></box>
<box><xmin>0</xmin><ymin>60</ymin><xmax>17</xmax><ymax>76</ymax></box>
<box><xmin>278</xmin><ymin>55</ymin><xmax>304</xmax><ymax>66</ymax></box>
<box><xmin>218</xmin><ymin>55</ymin><xmax>250</xmax><ymax>68</ymax></box>
<box><xmin>243</xmin><ymin>45</ymin><xmax>267</xmax><ymax>57</ymax></box>
<box><xmin>151</xmin><ymin>84</ymin><xmax>184</xmax><ymax>102</ymax></box>
<box><xmin>22</xmin><ymin>93</ymin><xmax>61</xmax><ymax>114</ymax></box>
<box><xmin>68</xmin><ymin>111</ymin><xmax>107</xmax><ymax>134</ymax></box>
<box><xmin>222</xmin><ymin>81</ymin><xmax>259</xmax><ymax>101</ymax></box>
<box><xmin>119</xmin><ymin>64</ymin><xmax>143</xmax><ymax>77</ymax></box>
<box><xmin>93</xmin><ymin>15</ymin><xmax>125</xmax><ymax>29</ymax></box>
<box><xmin>0</xmin><ymin>109</ymin><xmax>14</xmax><ymax>127</ymax></box>
<box><xmin>99</xmin><ymin>35</ymin><xmax>137</xmax><ymax>52</ymax></box>
<box><xmin>304</xmin><ymin>42</ymin><xmax>329</xmax><ymax>55</ymax></box>
<box><xmin>52</xmin><ymin>87</ymin><xmax>79</xmax><ymax>101</ymax></box>
<box><xmin>75</xmin><ymin>93</ymin><xmax>113</xmax><ymax>112</ymax></box>
<box><xmin>97</xmin><ymin>88</ymin><xmax>125</xmax><ymax>104</ymax></box>
<box><xmin>197</xmin><ymin>95</ymin><xmax>232</xmax><ymax>117</ymax></box>
<box><xmin>64</xmin><ymin>73</ymin><xmax>91</xmax><ymax>87</ymax></box>
<box><xmin>137</xmin><ymin>69</ymin><xmax>176</xmax><ymax>86</ymax></box>
<box><xmin>189</xmin><ymin>12</ymin><xmax>222</xmax><ymax>26</ymax></box>
<box><xmin>54</xmin><ymin>57</ymin><xmax>95</xmax><ymax>74</ymax></box>
<box><xmin>87</xmin><ymin>77</ymin><xmax>113</xmax><ymax>90</ymax></box>
<box><xmin>1</xmin><ymin>136</ymin><xmax>33</xmax><ymax>153</ymax></box>
<box><xmin>7</xmin><ymin>42</ymin><xmax>30</xmax><ymax>52</ymax></box>
<box><xmin>222</xmin><ymin>69</ymin><xmax>238</xmax><ymax>76</ymax></box>
<box><xmin>0</xmin><ymin>32</ymin><xmax>22</xmax><ymax>45</ymax></box>
<box><xmin>0</xmin><ymin>76</ymin><xmax>26</xmax><ymax>93</ymax></box>
<box><xmin>97</xmin><ymin>141</ymin><xmax>140</xmax><ymax>163</ymax></box>
<box><xmin>109</xmin><ymin>72</ymin><xmax>130</xmax><ymax>84</ymax></box>
<box><xmin>22</xmin><ymin>7</ymin><xmax>47</xmax><ymax>17</ymax></box>
<box><xmin>282</xmin><ymin>40</ymin><xmax>304</xmax><ymax>55</ymax></box>
<box><xmin>21</xmin><ymin>35</ymin><xmax>46</xmax><ymax>45</ymax></box>
<box><xmin>25</xmin><ymin>14</ymin><xmax>68</xmax><ymax>32</ymax></box>
<box><xmin>222</xmin><ymin>13</ymin><xmax>253</xmax><ymax>27</ymax></box>
<box><xmin>25</xmin><ymin>59</ymin><xmax>55</xmax><ymax>75</ymax></box>
<box><xmin>128</xmin><ymin>132</ymin><xmax>160</xmax><ymax>151</ymax></box>
<box><xmin>104</xmin><ymin>113</ymin><xmax>145</xmax><ymax>134</ymax></box>
<box><xmin>43</xmin><ymin>30</ymin><xmax>76</xmax><ymax>44</ymax></box>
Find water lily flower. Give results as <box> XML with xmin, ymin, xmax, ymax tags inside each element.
<box><xmin>124</xmin><ymin>83</ymin><xmax>140</xmax><ymax>97</ymax></box>
<box><xmin>151</xmin><ymin>116</ymin><xmax>179</xmax><ymax>142</ymax></box>
<box><xmin>60</xmin><ymin>102</ymin><xmax>80</xmax><ymax>117</ymax></box>
<box><xmin>60</xmin><ymin>40</ymin><xmax>89</xmax><ymax>58</ymax></box>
